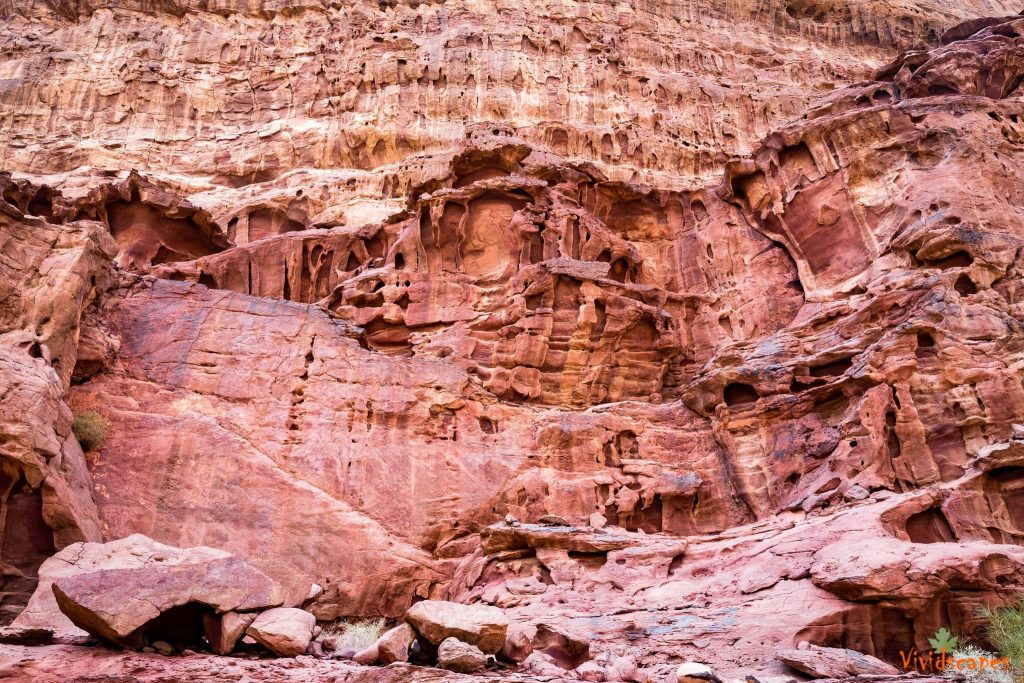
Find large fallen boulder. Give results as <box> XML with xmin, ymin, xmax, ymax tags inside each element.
<box><xmin>405</xmin><ymin>600</ymin><xmax>508</xmax><ymax>654</ymax></box>
<box><xmin>246</xmin><ymin>607</ymin><xmax>316</xmax><ymax>657</ymax></box>
<box><xmin>47</xmin><ymin>534</ymin><xmax>285</xmax><ymax>649</ymax></box>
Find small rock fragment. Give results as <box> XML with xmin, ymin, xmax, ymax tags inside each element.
<box><xmin>539</xmin><ymin>514</ymin><xmax>570</xmax><ymax>526</ymax></box>
<box><xmin>843</xmin><ymin>484</ymin><xmax>869</xmax><ymax>501</ymax></box>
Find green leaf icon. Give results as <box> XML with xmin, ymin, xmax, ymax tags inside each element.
<box><xmin>928</xmin><ymin>628</ymin><xmax>959</xmax><ymax>654</ymax></box>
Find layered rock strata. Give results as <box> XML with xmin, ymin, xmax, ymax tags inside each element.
<box><xmin>2</xmin><ymin>1</ymin><xmax>1024</xmax><ymax>681</ymax></box>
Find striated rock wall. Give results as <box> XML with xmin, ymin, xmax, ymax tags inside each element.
<box><xmin>3</xmin><ymin>0</ymin><xmax>1024</xmax><ymax>679</ymax></box>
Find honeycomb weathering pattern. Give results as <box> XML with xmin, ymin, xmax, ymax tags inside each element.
<box><xmin>2</xmin><ymin>0</ymin><xmax>1024</xmax><ymax>680</ymax></box>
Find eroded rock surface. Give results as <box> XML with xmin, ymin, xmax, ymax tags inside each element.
<box><xmin>2</xmin><ymin>1</ymin><xmax>1024</xmax><ymax>682</ymax></box>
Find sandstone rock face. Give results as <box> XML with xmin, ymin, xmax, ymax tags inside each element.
<box><xmin>406</xmin><ymin>600</ymin><xmax>509</xmax><ymax>655</ymax></box>
<box><xmin>3</xmin><ymin>0</ymin><xmax>1024</xmax><ymax>681</ymax></box>
<box><xmin>246</xmin><ymin>608</ymin><xmax>317</xmax><ymax>657</ymax></box>
<box><xmin>0</xmin><ymin>194</ymin><xmax>113</xmax><ymax>623</ymax></box>
<box><xmin>46</xmin><ymin>535</ymin><xmax>284</xmax><ymax>648</ymax></box>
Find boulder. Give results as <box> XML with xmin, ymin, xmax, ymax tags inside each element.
<box><xmin>405</xmin><ymin>600</ymin><xmax>508</xmax><ymax>654</ymax></box>
<box><xmin>677</xmin><ymin>662</ymin><xmax>722</xmax><ymax>683</ymax></box>
<box><xmin>375</xmin><ymin>623</ymin><xmax>416</xmax><ymax>664</ymax></box>
<box><xmin>577</xmin><ymin>660</ymin><xmax>607</xmax><ymax>681</ymax></box>
<box><xmin>246</xmin><ymin>607</ymin><xmax>317</xmax><ymax>657</ymax></box>
<box><xmin>499</xmin><ymin>624</ymin><xmax>534</xmax><ymax>663</ymax></box>
<box><xmin>352</xmin><ymin>623</ymin><xmax>416</xmax><ymax>665</ymax></box>
<box><xmin>778</xmin><ymin>644</ymin><xmax>899</xmax><ymax>678</ymax></box>
<box><xmin>352</xmin><ymin>643</ymin><xmax>379</xmax><ymax>665</ymax></box>
<box><xmin>202</xmin><ymin>611</ymin><xmax>256</xmax><ymax>655</ymax></box>
<box><xmin>437</xmin><ymin>636</ymin><xmax>487</xmax><ymax>673</ymax></box>
<box><xmin>48</xmin><ymin>535</ymin><xmax>285</xmax><ymax>648</ymax></box>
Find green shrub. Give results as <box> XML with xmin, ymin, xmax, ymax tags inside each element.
<box><xmin>319</xmin><ymin>618</ymin><xmax>385</xmax><ymax>652</ymax></box>
<box><xmin>72</xmin><ymin>411</ymin><xmax>108</xmax><ymax>451</ymax></box>
<box><xmin>980</xmin><ymin>599</ymin><xmax>1024</xmax><ymax>673</ymax></box>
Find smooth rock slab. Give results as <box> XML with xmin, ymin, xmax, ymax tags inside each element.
<box><xmin>246</xmin><ymin>608</ymin><xmax>316</xmax><ymax>657</ymax></box>
<box><xmin>50</xmin><ymin>534</ymin><xmax>285</xmax><ymax>648</ymax></box>
<box><xmin>405</xmin><ymin>600</ymin><xmax>508</xmax><ymax>654</ymax></box>
<box><xmin>779</xmin><ymin>644</ymin><xmax>899</xmax><ymax>678</ymax></box>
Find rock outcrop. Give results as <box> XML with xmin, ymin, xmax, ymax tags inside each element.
<box><xmin>2</xmin><ymin>0</ymin><xmax>1024</xmax><ymax>681</ymax></box>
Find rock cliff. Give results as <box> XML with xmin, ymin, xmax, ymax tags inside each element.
<box><xmin>2</xmin><ymin>0</ymin><xmax>1024</xmax><ymax>680</ymax></box>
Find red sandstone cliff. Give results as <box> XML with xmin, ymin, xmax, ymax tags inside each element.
<box><xmin>2</xmin><ymin>0</ymin><xmax>1024</xmax><ymax>680</ymax></box>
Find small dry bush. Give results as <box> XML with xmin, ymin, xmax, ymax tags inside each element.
<box><xmin>72</xmin><ymin>411</ymin><xmax>108</xmax><ymax>451</ymax></box>
<box><xmin>941</xmin><ymin>645</ymin><xmax>1014</xmax><ymax>683</ymax></box>
<box><xmin>320</xmin><ymin>618</ymin><xmax>386</xmax><ymax>652</ymax></box>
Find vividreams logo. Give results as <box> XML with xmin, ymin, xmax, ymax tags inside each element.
<box><xmin>898</xmin><ymin>628</ymin><xmax>1011</xmax><ymax>673</ymax></box>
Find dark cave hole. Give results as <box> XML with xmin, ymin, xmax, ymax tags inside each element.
<box><xmin>905</xmin><ymin>506</ymin><xmax>956</xmax><ymax>543</ymax></box>
<box><xmin>567</xmin><ymin>551</ymin><xmax>608</xmax><ymax>571</ymax></box>
<box><xmin>533</xmin><ymin>624</ymin><xmax>590</xmax><ymax>669</ymax></box>
<box><xmin>724</xmin><ymin>382</ymin><xmax>759</xmax><ymax>407</ymax></box>
<box><xmin>929</xmin><ymin>251</ymin><xmax>973</xmax><ymax>269</ymax></box>
<box><xmin>345</xmin><ymin>251</ymin><xmax>361</xmax><ymax>272</ymax></box>
<box><xmin>808</xmin><ymin>356</ymin><xmax>854</xmax><ymax>378</ymax></box>
<box><xmin>132</xmin><ymin>602</ymin><xmax>213</xmax><ymax>650</ymax></box>
<box><xmin>954</xmin><ymin>274</ymin><xmax>978</xmax><ymax>296</ymax></box>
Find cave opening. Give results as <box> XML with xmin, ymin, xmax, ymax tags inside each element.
<box><xmin>724</xmin><ymin>382</ymin><xmax>759</xmax><ymax>407</ymax></box>
<box><xmin>905</xmin><ymin>506</ymin><xmax>956</xmax><ymax>544</ymax></box>
<box><xmin>132</xmin><ymin>602</ymin><xmax>215</xmax><ymax>651</ymax></box>
<box><xmin>0</xmin><ymin>476</ymin><xmax>56</xmax><ymax>625</ymax></box>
